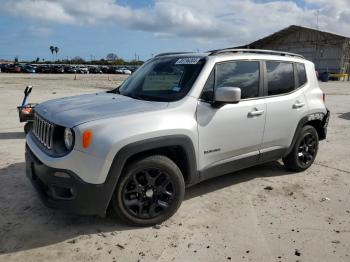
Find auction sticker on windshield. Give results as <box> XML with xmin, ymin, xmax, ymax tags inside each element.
<box><xmin>175</xmin><ymin>57</ymin><xmax>201</xmax><ymax>65</ymax></box>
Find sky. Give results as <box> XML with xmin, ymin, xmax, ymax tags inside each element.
<box><xmin>0</xmin><ymin>0</ymin><xmax>350</xmax><ymax>62</ymax></box>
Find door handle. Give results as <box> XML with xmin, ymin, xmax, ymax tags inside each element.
<box><xmin>248</xmin><ymin>108</ymin><xmax>264</xmax><ymax>117</ymax></box>
<box><xmin>293</xmin><ymin>101</ymin><xmax>305</xmax><ymax>109</ymax></box>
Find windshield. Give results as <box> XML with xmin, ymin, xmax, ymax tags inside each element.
<box><xmin>117</xmin><ymin>56</ymin><xmax>205</xmax><ymax>102</ymax></box>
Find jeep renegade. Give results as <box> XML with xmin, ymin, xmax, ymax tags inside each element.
<box><xmin>25</xmin><ymin>49</ymin><xmax>330</xmax><ymax>226</ymax></box>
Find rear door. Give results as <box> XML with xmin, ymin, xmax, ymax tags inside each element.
<box><xmin>261</xmin><ymin>61</ymin><xmax>308</xmax><ymax>160</ymax></box>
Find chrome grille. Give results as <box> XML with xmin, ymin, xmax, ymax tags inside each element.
<box><xmin>32</xmin><ymin>114</ymin><xmax>54</xmax><ymax>149</ymax></box>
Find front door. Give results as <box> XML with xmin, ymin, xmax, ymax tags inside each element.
<box><xmin>196</xmin><ymin>60</ymin><xmax>266</xmax><ymax>179</ymax></box>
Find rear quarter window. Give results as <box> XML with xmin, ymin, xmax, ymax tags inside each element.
<box><xmin>266</xmin><ymin>61</ymin><xmax>295</xmax><ymax>96</ymax></box>
<box><xmin>296</xmin><ymin>63</ymin><xmax>307</xmax><ymax>87</ymax></box>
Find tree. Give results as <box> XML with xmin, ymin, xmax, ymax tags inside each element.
<box><xmin>49</xmin><ymin>46</ymin><xmax>55</xmax><ymax>61</ymax></box>
<box><xmin>35</xmin><ymin>57</ymin><xmax>40</xmax><ymax>63</ymax></box>
<box><xmin>71</xmin><ymin>56</ymin><xmax>85</xmax><ymax>64</ymax></box>
<box><xmin>106</xmin><ymin>53</ymin><xmax>118</xmax><ymax>61</ymax></box>
<box><xmin>54</xmin><ymin>46</ymin><xmax>59</xmax><ymax>60</ymax></box>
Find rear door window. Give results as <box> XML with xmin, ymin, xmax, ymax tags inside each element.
<box><xmin>266</xmin><ymin>62</ymin><xmax>295</xmax><ymax>96</ymax></box>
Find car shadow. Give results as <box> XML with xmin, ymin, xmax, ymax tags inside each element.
<box><xmin>338</xmin><ymin>112</ymin><xmax>350</xmax><ymax>120</ymax></box>
<box><xmin>0</xmin><ymin>132</ymin><xmax>25</xmax><ymax>140</ymax></box>
<box><xmin>0</xmin><ymin>161</ymin><xmax>292</xmax><ymax>254</ymax></box>
<box><xmin>185</xmin><ymin>161</ymin><xmax>292</xmax><ymax>200</ymax></box>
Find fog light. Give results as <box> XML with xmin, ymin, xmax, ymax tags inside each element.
<box><xmin>52</xmin><ymin>186</ymin><xmax>74</xmax><ymax>199</ymax></box>
<box><xmin>54</xmin><ymin>171</ymin><xmax>70</xmax><ymax>179</ymax></box>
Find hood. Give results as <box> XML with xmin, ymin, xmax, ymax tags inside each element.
<box><xmin>35</xmin><ymin>92</ymin><xmax>169</xmax><ymax>127</ymax></box>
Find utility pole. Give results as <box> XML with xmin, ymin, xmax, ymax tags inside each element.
<box><xmin>314</xmin><ymin>9</ymin><xmax>320</xmax><ymax>69</ymax></box>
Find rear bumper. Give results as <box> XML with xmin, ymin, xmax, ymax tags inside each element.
<box><xmin>320</xmin><ymin>109</ymin><xmax>330</xmax><ymax>140</ymax></box>
<box><xmin>25</xmin><ymin>145</ymin><xmax>110</xmax><ymax>216</ymax></box>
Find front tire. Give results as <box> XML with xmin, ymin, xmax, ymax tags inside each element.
<box><xmin>24</xmin><ymin>122</ymin><xmax>33</xmax><ymax>134</ymax></box>
<box><xmin>112</xmin><ymin>155</ymin><xmax>185</xmax><ymax>226</ymax></box>
<box><xmin>283</xmin><ymin>125</ymin><xmax>319</xmax><ymax>172</ymax></box>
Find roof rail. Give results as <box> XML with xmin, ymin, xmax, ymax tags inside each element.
<box><xmin>209</xmin><ymin>48</ymin><xmax>304</xmax><ymax>58</ymax></box>
<box><xmin>155</xmin><ymin>52</ymin><xmax>193</xmax><ymax>57</ymax></box>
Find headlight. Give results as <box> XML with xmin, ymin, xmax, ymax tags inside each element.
<box><xmin>64</xmin><ymin>128</ymin><xmax>74</xmax><ymax>150</ymax></box>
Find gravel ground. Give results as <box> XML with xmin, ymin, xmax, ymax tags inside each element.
<box><xmin>0</xmin><ymin>73</ymin><xmax>349</xmax><ymax>262</ymax></box>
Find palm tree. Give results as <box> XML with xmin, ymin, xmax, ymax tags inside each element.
<box><xmin>49</xmin><ymin>46</ymin><xmax>55</xmax><ymax>61</ymax></box>
<box><xmin>54</xmin><ymin>46</ymin><xmax>59</xmax><ymax>61</ymax></box>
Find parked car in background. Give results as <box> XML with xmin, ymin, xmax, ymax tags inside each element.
<box><xmin>0</xmin><ymin>64</ymin><xmax>8</xmax><ymax>72</ymax></box>
<box><xmin>76</xmin><ymin>66</ymin><xmax>89</xmax><ymax>74</ymax></box>
<box><xmin>101</xmin><ymin>66</ymin><xmax>109</xmax><ymax>74</ymax></box>
<box><xmin>88</xmin><ymin>66</ymin><xmax>103</xmax><ymax>74</ymax></box>
<box><xmin>52</xmin><ymin>66</ymin><xmax>65</xmax><ymax>74</ymax></box>
<box><xmin>6</xmin><ymin>64</ymin><xmax>21</xmax><ymax>73</ymax></box>
<box><xmin>0</xmin><ymin>63</ymin><xmax>140</xmax><ymax>74</ymax></box>
<box><xmin>64</xmin><ymin>66</ymin><xmax>77</xmax><ymax>74</ymax></box>
<box><xmin>107</xmin><ymin>66</ymin><xmax>118</xmax><ymax>74</ymax></box>
<box><xmin>37</xmin><ymin>65</ymin><xmax>52</xmax><ymax>74</ymax></box>
<box><xmin>21</xmin><ymin>65</ymin><xmax>36</xmax><ymax>73</ymax></box>
<box><xmin>119</xmin><ymin>68</ymin><xmax>132</xmax><ymax>74</ymax></box>
<box><xmin>109</xmin><ymin>67</ymin><xmax>132</xmax><ymax>74</ymax></box>
<box><xmin>128</xmin><ymin>66</ymin><xmax>138</xmax><ymax>73</ymax></box>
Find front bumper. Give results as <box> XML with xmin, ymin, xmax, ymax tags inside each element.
<box><xmin>25</xmin><ymin>145</ymin><xmax>111</xmax><ymax>216</ymax></box>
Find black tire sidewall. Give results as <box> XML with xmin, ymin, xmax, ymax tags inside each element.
<box><xmin>24</xmin><ymin>122</ymin><xmax>33</xmax><ymax>134</ymax></box>
<box><xmin>113</xmin><ymin>155</ymin><xmax>185</xmax><ymax>226</ymax></box>
<box><xmin>293</xmin><ymin>125</ymin><xmax>319</xmax><ymax>170</ymax></box>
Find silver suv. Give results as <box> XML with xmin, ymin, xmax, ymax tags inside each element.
<box><xmin>25</xmin><ymin>49</ymin><xmax>329</xmax><ymax>226</ymax></box>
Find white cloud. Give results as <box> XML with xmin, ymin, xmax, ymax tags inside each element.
<box><xmin>4</xmin><ymin>0</ymin><xmax>75</xmax><ymax>24</ymax></box>
<box><xmin>1</xmin><ymin>0</ymin><xmax>350</xmax><ymax>46</ymax></box>
<box><xmin>27</xmin><ymin>25</ymin><xmax>53</xmax><ymax>37</ymax></box>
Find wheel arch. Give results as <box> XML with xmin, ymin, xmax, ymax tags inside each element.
<box><xmin>100</xmin><ymin>135</ymin><xmax>198</xmax><ymax>215</ymax></box>
<box><xmin>304</xmin><ymin>119</ymin><xmax>326</xmax><ymax>140</ymax></box>
<box><xmin>284</xmin><ymin>112</ymin><xmax>327</xmax><ymax>157</ymax></box>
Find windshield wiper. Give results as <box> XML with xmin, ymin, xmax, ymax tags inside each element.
<box><xmin>107</xmin><ymin>86</ymin><xmax>121</xmax><ymax>94</ymax></box>
<box><xmin>124</xmin><ymin>93</ymin><xmax>145</xmax><ymax>100</ymax></box>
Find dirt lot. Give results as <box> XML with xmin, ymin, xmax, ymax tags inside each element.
<box><xmin>0</xmin><ymin>73</ymin><xmax>350</xmax><ymax>262</ymax></box>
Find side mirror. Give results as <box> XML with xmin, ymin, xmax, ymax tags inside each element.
<box><xmin>214</xmin><ymin>87</ymin><xmax>241</xmax><ymax>104</ymax></box>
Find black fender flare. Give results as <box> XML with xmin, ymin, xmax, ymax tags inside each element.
<box><xmin>284</xmin><ymin>111</ymin><xmax>329</xmax><ymax>157</ymax></box>
<box><xmin>100</xmin><ymin>135</ymin><xmax>198</xmax><ymax>215</ymax></box>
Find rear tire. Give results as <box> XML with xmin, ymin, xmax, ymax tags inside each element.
<box><xmin>112</xmin><ymin>155</ymin><xmax>185</xmax><ymax>226</ymax></box>
<box><xmin>283</xmin><ymin>125</ymin><xmax>319</xmax><ymax>172</ymax></box>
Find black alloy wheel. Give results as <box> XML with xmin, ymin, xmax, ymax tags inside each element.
<box><xmin>283</xmin><ymin>125</ymin><xmax>319</xmax><ymax>172</ymax></box>
<box><xmin>112</xmin><ymin>155</ymin><xmax>185</xmax><ymax>226</ymax></box>
<box><xmin>122</xmin><ymin>168</ymin><xmax>174</xmax><ymax>219</ymax></box>
<box><xmin>297</xmin><ymin>133</ymin><xmax>317</xmax><ymax>167</ymax></box>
